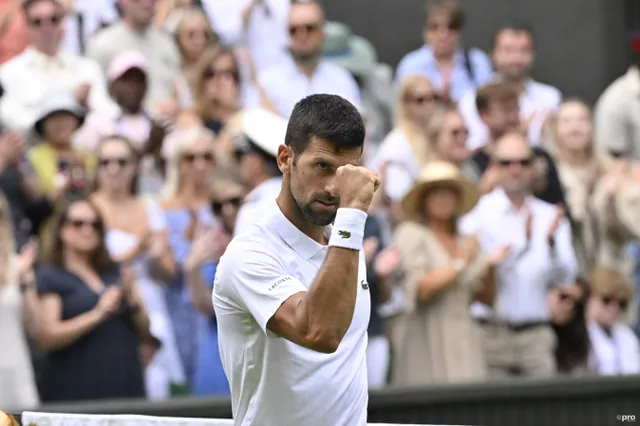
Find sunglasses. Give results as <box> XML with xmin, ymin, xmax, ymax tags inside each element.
<box><xmin>450</xmin><ymin>127</ymin><xmax>469</xmax><ymax>138</ymax></box>
<box><xmin>28</xmin><ymin>14</ymin><xmax>63</xmax><ymax>27</ymax></box>
<box><xmin>204</xmin><ymin>68</ymin><xmax>239</xmax><ymax>82</ymax></box>
<box><xmin>212</xmin><ymin>197</ymin><xmax>243</xmax><ymax>215</ymax></box>
<box><xmin>99</xmin><ymin>157</ymin><xmax>132</xmax><ymax>168</ymax></box>
<box><xmin>496</xmin><ymin>157</ymin><xmax>533</xmax><ymax>167</ymax></box>
<box><xmin>404</xmin><ymin>93</ymin><xmax>437</xmax><ymax>105</ymax></box>
<box><xmin>65</xmin><ymin>218</ymin><xmax>100</xmax><ymax>231</ymax></box>
<box><xmin>186</xmin><ymin>28</ymin><xmax>210</xmax><ymax>39</ymax></box>
<box><xmin>182</xmin><ymin>152</ymin><xmax>215</xmax><ymax>163</ymax></box>
<box><xmin>601</xmin><ymin>295</ymin><xmax>629</xmax><ymax>310</ymax></box>
<box><xmin>426</xmin><ymin>22</ymin><xmax>460</xmax><ymax>32</ymax></box>
<box><xmin>559</xmin><ymin>292</ymin><xmax>580</xmax><ymax>305</ymax></box>
<box><xmin>288</xmin><ymin>23</ymin><xmax>320</xmax><ymax>36</ymax></box>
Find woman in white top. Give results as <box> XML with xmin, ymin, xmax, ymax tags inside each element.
<box><xmin>0</xmin><ymin>192</ymin><xmax>40</xmax><ymax>410</ymax></box>
<box><xmin>90</xmin><ymin>136</ymin><xmax>186</xmax><ymax>400</ymax></box>
<box><xmin>587</xmin><ymin>267</ymin><xmax>640</xmax><ymax>375</ymax></box>
<box><xmin>370</xmin><ymin>75</ymin><xmax>440</xmax><ymax>209</ymax></box>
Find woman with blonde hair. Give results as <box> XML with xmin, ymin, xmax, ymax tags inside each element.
<box><xmin>392</xmin><ymin>161</ymin><xmax>509</xmax><ymax>385</ymax></box>
<box><xmin>0</xmin><ymin>191</ymin><xmax>40</xmax><ymax>409</ymax></box>
<box><xmin>370</xmin><ymin>75</ymin><xmax>442</xmax><ymax>209</ymax></box>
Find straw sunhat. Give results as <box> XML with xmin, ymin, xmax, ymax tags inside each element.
<box><xmin>400</xmin><ymin>161</ymin><xmax>480</xmax><ymax>220</ymax></box>
<box><xmin>615</xmin><ymin>178</ymin><xmax>640</xmax><ymax>238</ymax></box>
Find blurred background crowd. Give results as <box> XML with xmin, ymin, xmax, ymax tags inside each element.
<box><xmin>1</xmin><ymin>0</ymin><xmax>640</xmax><ymax>412</ymax></box>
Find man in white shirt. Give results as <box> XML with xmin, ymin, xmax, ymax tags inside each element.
<box><xmin>233</xmin><ymin>108</ymin><xmax>286</xmax><ymax>236</ymax></box>
<box><xmin>213</xmin><ymin>94</ymin><xmax>378</xmax><ymax>426</ymax></box>
<box><xmin>251</xmin><ymin>1</ymin><xmax>362</xmax><ymax>118</ymax></box>
<box><xmin>460</xmin><ymin>132</ymin><xmax>578</xmax><ymax>378</ymax></box>
<box><xmin>458</xmin><ymin>21</ymin><xmax>561</xmax><ymax>150</ymax></box>
<box><xmin>0</xmin><ymin>0</ymin><xmax>118</xmax><ymax>132</ymax></box>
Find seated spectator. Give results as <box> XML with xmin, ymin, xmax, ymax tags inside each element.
<box><xmin>549</xmin><ymin>277</ymin><xmax>590</xmax><ymax>376</ymax></box>
<box><xmin>370</xmin><ymin>75</ymin><xmax>440</xmax><ymax>206</ymax></box>
<box><xmin>61</xmin><ymin>0</ymin><xmax>118</xmax><ymax>56</ymax></box>
<box><xmin>426</xmin><ymin>105</ymin><xmax>475</xmax><ymax>178</ymax></box>
<box><xmin>392</xmin><ymin>161</ymin><xmax>504</xmax><ymax>385</ymax></box>
<box><xmin>90</xmin><ymin>136</ymin><xmax>186</xmax><ymax>400</ymax></box>
<box><xmin>544</xmin><ymin>99</ymin><xmax>610</xmax><ymax>273</ymax></box>
<box><xmin>0</xmin><ymin>0</ymin><xmax>118</xmax><ymax>133</ymax></box>
<box><xmin>587</xmin><ymin>267</ymin><xmax>640</xmax><ymax>375</ymax></box>
<box><xmin>0</xmin><ymin>131</ymin><xmax>54</xmax><ymax>249</ymax></box>
<box><xmin>36</xmin><ymin>198</ymin><xmax>152</xmax><ymax>402</ymax></box>
<box><xmin>0</xmin><ymin>0</ymin><xmax>29</xmax><ymax>65</ymax></box>
<box><xmin>74</xmin><ymin>50</ymin><xmax>170</xmax><ymax>194</ymax></box>
<box><xmin>210</xmin><ymin>179</ymin><xmax>245</xmax><ymax>236</ymax></box>
<box><xmin>85</xmin><ymin>0</ymin><xmax>181</xmax><ymax>112</ymax></box>
<box><xmin>233</xmin><ymin>108</ymin><xmax>285</xmax><ymax>236</ymax></box>
<box><xmin>27</xmin><ymin>92</ymin><xmax>92</xmax><ymax>202</ymax></box>
<box><xmin>161</xmin><ymin>126</ymin><xmax>219</xmax><ymax>389</ymax></box>
<box><xmin>170</xmin><ymin>7</ymin><xmax>219</xmax><ymax>109</ymax></box>
<box><xmin>0</xmin><ymin>193</ymin><xmax>39</xmax><ymax>410</ymax></box>
<box><xmin>395</xmin><ymin>0</ymin><xmax>492</xmax><ymax>102</ymax></box>
<box><xmin>460</xmin><ymin>133</ymin><xmax>578</xmax><ymax>379</ymax></box>
<box><xmin>594</xmin><ymin>60</ymin><xmax>640</xmax><ymax>160</ymax></box>
<box><xmin>252</xmin><ymin>0</ymin><xmax>361</xmax><ymax>118</ymax></box>
<box><xmin>469</xmin><ymin>83</ymin><xmax>566</xmax><ymax>206</ymax></box>
<box><xmin>458</xmin><ymin>21</ymin><xmax>561</xmax><ymax>150</ymax></box>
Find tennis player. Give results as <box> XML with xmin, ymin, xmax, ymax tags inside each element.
<box><xmin>213</xmin><ymin>94</ymin><xmax>379</xmax><ymax>426</ymax></box>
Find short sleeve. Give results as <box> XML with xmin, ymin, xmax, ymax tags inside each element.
<box><xmin>215</xmin><ymin>241</ymin><xmax>309</xmax><ymax>334</ymax></box>
<box><xmin>36</xmin><ymin>266</ymin><xmax>64</xmax><ymax>296</ymax></box>
<box><xmin>144</xmin><ymin>198</ymin><xmax>167</xmax><ymax>231</ymax></box>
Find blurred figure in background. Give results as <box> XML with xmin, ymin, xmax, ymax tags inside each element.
<box><xmin>36</xmin><ymin>198</ymin><xmax>151</xmax><ymax>402</ymax></box>
<box><xmin>426</xmin><ymin>105</ymin><xmax>475</xmax><ymax>178</ymax></box>
<box><xmin>587</xmin><ymin>267</ymin><xmax>640</xmax><ymax>375</ymax></box>
<box><xmin>393</xmin><ymin>162</ymin><xmax>504</xmax><ymax>385</ymax></box>
<box><xmin>0</xmin><ymin>193</ymin><xmax>40</xmax><ymax>410</ymax></box>
<box><xmin>549</xmin><ymin>277</ymin><xmax>590</xmax><ymax>376</ymax></box>
<box><xmin>91</xmin><ymin>136</ymin><xmax>186</xmax><ymax>400</ymax></box>
<box><xmin>0</xmin><ymin>0</ymin><xmax>29</xmax><ymax>64</ymax></box>
<box><xmin>396</xmin><ymin>0</ymin><xmax>492</xmax><ymax>102</ymax></box>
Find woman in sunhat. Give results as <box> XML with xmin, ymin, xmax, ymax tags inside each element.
<box><xmin>391</xmin><ymin>161</ymin><xmax>510</xmax><ymax>385</ymax></box>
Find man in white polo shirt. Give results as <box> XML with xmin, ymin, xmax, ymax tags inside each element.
<box><xmin>213</xmin><ymin>94</ymin><xmax>378</xmax><ymax>426</ymax></box>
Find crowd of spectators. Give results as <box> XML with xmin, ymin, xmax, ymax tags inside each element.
<box><xmin>1</xmin><ymin>0</ymin><xmax>640</xmax><ymax>412</ymax></box>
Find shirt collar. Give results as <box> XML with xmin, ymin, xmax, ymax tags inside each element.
<box><xmin>271</xmin><ymin>204</ymin><xmax>328</xmax><ymax>261</ymax></box>
<box><xmin>421</xmin><ymin>45</ymin><xmax>467</xmax><ymax>67</ymax></box>
<box><xmin>491</xmin><ymin>187</ymin><xmax>534</xmax><ymax>214</ymax></box>
<box><xmin>23</xmin><ymin>46</ymin><xmax>67</xmax><ymax>69</ymax></box>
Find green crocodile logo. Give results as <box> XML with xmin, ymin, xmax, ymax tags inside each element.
<box><xmin>338</xmin><ymin>230</ymin><xmax>351</xmax><ymax>239</ymax></box>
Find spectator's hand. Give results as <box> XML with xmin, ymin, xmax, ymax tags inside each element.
<box><xmin>185</xmin><ymin>227</ymin><xmax>219</xmax><ymax>271</ymax></box>
<box><xmin>146</xmin><ymin>231</ymin><xmax>168</xmax><ymax>260</ymax></box>
<box><xmin>120</xmin><ymin>265</ymin><xmax>137</xmax><ymax>303</ymax></box>
<box><xmin>235</xmin><ymin>47</ymin><xmax>258</xmax><ymax>84</ymax></box>
<box><xmin>0</xmin><ymin>131</ymin><xmax>25</xmax><ymax>169</ymax></box>
<box><xmin>546</xmin><ymin>205</ymin><xmax>566</xmax><ymax>240</ymax></box>
<box><xmin>363</xmin><ymin>237</ymin><xmax>379</xmax><ymax>264</ymax></box>
<box><xmin>374</xmin><ymin>246</ymin><xmax>401</xmax><ymax>278</ymax></box>
<box><xmin>73</xmin><ymin>83</ymin><xmax>91</xmax><ymax>108</ymax></box>
<box><xmin>488</xmin><ymin>244</ymin><xmax>511</xmax><ymax>266</ymax></box>
<box><xmin>16</xmin><ymin>238</ymin><xmax>38</xmax><ymax>280</ymax></box>
<box><xmin>241</xmin><ymin>0</ymin><xmax>261</xmax><ymax>26</ymax></box>
<box><xmin>460</xmin><ymin>235</ymin><xmax>479</xmax><ymax>264</ymax></box>
<box><xmin>479</xmin><ymin>165</ymin><xmax>500</xmax><ymax>194</ymax></box>
<box><xmin>154</xmin><ymin>98</ymin><xmax>180</xmax><ymax>124</ymax></box>
<box><xmin>524</xmin><ymin>208</ymin><xmax>533</xmax><ymax>240</ymax></box>
<box><xmin>96</xmin><ymin>286</ymin><xmax>123</xmax><ymax>319</ymax></box>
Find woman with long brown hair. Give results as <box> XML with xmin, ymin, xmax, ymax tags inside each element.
<box><xmin>35</xmin><ymin>197</ymin><xmax>152</xmax><ymax>402</ymax></box>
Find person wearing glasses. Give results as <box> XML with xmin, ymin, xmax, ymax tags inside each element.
<box><xmin>0</xmin><ymin>0</ymin><xmax>117</xmax><ymax>133</ymax></box>
<box><xmin>460</xmin><ymin>132</ymin><xmax>578</xmax><ymax>379</ymax></box>
<box><xmin>587</xmin><ymin>267</ymin><xmax>640</xmax><ymax>376</ymax></box>
<box><xmin>468</xmin><ymin>82</ymin><xmax>566</xmax><ymax>206</ymax></box>
<box><xmin>35</xmin><ymin>198</ymin><xmax>152</xmax><ymax>402</ymax></box>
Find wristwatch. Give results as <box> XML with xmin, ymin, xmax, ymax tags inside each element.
<box><xmin>452</xmin><ymin>258</ymin><xmax>466</xmax><ymax>273</ymax></box>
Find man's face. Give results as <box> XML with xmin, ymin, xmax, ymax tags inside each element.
<box><xmin>280</xmin><ymin>137</ymin><xmax>361</xmax><ymax>226</ymax></box>
<box><xmin>119</xmin><ymin>0</ymin><xmax>155</xmax><ymax>28</ymax></box>
<box><xmin>493</xmin><ymin>134</ymin><xmax>533</xmax><ymax>195</ymax></box>
<box><xmin>110</xmin><ymin>68</ymin><xmax>147</xmax><ymax>112</ymax></box>
<box><xmin>25</xmin><ymin>0</ymin><xmax>64</xmax><ymax>52</ymax></box>
<box><xmin>288</xmin><ymin>3</ymin><xmax>324</xmax><ymax>62</ymax></box>
<box><xmin>480</xmin><ymin>99</ymin><xmax>520</xmax><ymax>138</ymax></box>
<box><xmin>492</xmin><ymin>30</ymin><xmax>534</xmax><ymax>81</ymax></box>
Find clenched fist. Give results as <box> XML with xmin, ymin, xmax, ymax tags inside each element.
<box><xmin>333</xmin><ymin>165</ymin><xmax>380</xmax><ymax>212</ymax></box>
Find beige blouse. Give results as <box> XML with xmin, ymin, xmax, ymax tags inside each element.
<box><xmin>391</xmin><ymin>221</ymin><xmax>489</xmax><ymax>386</ymax></box>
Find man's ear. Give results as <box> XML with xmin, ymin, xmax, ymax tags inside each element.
<box><xmin>276</xmin><ymin>144</ymin><xmax>293</xmax><ymax>173</ymax></box>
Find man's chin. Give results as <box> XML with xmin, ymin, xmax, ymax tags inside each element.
<box><xmin>302</xmin><ymin>208</ymin><xmax>337</xmax><ymax>227</ymax></box>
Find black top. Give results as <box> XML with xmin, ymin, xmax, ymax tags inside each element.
<box><xmin>364</xmin><ymin>216</ymin><xmax>386</xmax><ymax>337</ymax></box>
<box><xmin>469</xmin><ymin>146</ymin><xmax>567</xmax><ymax>206</ymax></box>
<box><xmin>36</xmin><ymin>265</ymin><xmax>145</xmax><ymax>402</ymax></box>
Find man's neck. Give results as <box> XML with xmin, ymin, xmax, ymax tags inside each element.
<box><xmin>178</xmin><ymin>182</ymin><xmax>209</xmax><ymax>206</ymax></box>
<box><xmin>33</xmin><ymin>44</ymin><xmax>58</xmax><ymax>57</ymax></box>
<box><xmin>123</xmin><ymin>18</ymin><xmax>149</xmax><ymax>35</ymax></box>
<box><xmin>505</xmin><ymin>191</ymin><xmax>527</xmax><ymax>210</ymax></box>
<box><xmin>294</xmin><ymin>56</ymin><xmax>320</xmax><ymax>79</ymax></box>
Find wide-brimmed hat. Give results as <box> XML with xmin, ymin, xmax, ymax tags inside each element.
<box><xmin>401</xmin><ymin>161</ymin><xmax>480</xmax><ymax>220</ymax></box>
<box><xmin>33</xmin><ymin>91</ymin><xmax>85</xmax><ymax>137</ymax></box>
<box><xmin>322</xmin><ymin>22</ymin><xmax>377</xmax><ymax>78</ymax></box>
<box><xmin>235</xmin><ymin>108</ymin><xmax>287</xmax><ymax>158</ymax></box>
<box><xmin>615</xmin><ymin>178</ymin><xmax>640</xmax><ymax>238</ymax></box>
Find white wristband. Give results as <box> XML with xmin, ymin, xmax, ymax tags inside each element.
<box><xmin>328</xmin><ymin>208</ymin><xmax>368</xmax><ymax>251</ymax></box>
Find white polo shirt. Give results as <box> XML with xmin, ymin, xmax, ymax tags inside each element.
<box><xmin>213</xmin><ymin>204</ymin><xmax>370</xmax><ymax>426</ymax></box>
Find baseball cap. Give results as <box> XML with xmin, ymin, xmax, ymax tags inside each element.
<box><xmin>107</xmin><ymin>50</ymin><xmax>148</xmax><ymax>82</ymax></box>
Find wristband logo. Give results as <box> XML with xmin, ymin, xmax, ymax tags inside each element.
<box><xmin>360</xmin><ymin>280</ymin><xmax>369</xmax><ymax>290</ymax></box>
<box><xmin>338</xmin><ymin>230</ymin><xmax>351</xmax><ymax>239</ymax></box>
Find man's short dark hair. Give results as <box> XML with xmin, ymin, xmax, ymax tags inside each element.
<box><xmin>475</xmin><ymin>82</ymin><xmax>520</xmax><ymax>113</ymax></box>
<box><xmin>491</xmin><ymin>19</ymin><xmax>535</xmax><ymax>50</ymax></box>
<box><xmin>285</xmin><ymin>94</ymin><xmax>365</xmax><ymax>155</ymax></box>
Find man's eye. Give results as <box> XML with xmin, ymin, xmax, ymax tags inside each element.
<box><xmin>316</xmin><ymin>162</ymin><xmax>330</xmax><ymax>170</ymax></box>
